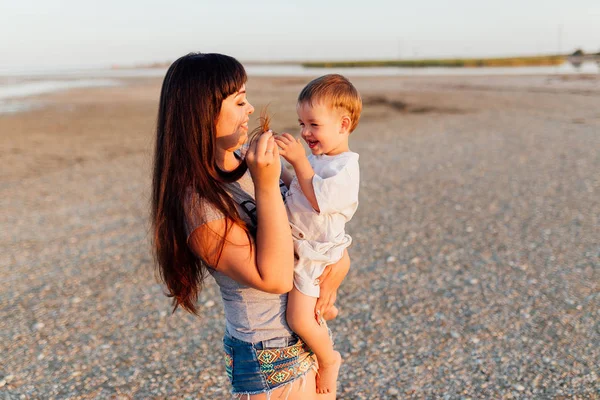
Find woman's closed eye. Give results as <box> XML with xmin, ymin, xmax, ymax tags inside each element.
<box><xmin>237</xmin><ymin>95</ymin><xmax>249</xmax><ymax>106</ymax></box>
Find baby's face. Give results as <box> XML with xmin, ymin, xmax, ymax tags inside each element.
<box><xmin>296</xmin><ymin>102</ymin><xmax>350</xmax><ymax>156</ymax></box>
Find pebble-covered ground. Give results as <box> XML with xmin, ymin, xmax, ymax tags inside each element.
<box><xmin>1</xmin><ymin>74</ymin><xmax>599</xmax><ymax>399</ymax></box>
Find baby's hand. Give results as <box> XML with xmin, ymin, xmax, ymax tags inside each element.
<box><xmin>274</xmin><ymin>133</ymin><xmax>306</xmax><ymax>166</ymax></box>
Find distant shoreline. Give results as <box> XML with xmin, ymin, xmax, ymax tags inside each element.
<box><xmin>125</xmin><ymin>54</ymin><xmax>576</xmax><ymax>70</ymax></box>
<box><xmin>302</xmin><ymin>55</ymin><xmax>566</xmax><ymax>68</ymax></box>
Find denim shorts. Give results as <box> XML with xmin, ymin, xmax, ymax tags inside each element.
<box><xmin>223</xmin><ymin>333</ymin><xmax>316</xmax><ymax>397</ymax></box>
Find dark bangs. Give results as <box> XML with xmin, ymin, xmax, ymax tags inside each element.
<box><xmin>170</xmin><ymin>53</ymin><xmax>247</xmax><ymax>113</ymax></box>
<box><xmin>208</xmin><ymin>53</ymin><xmax>247</xmax><ymax>101</ymax></box>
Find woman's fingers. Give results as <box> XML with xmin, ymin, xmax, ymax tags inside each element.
<box><xmin>316</xmin><ymin>265</ymin><xmax>332</xmax><ymax>284</ymax></box>
<box><xmin>315</xmin><ymin>289</ymin><xmax>328</xmax><ymax>315</ymax></box>
<box><xmin>265</xmin><ymin>136</ymin><xmax>277</xmax><ymax>160</ymax></box>
<box><xmin>255</xmin><ymin>130</ymin><xmax>273</xmax><ymax>156</ymax></box>
<box><xmin>247</xmin><ymin>131</ymin><xmax>277</xmax><ymax>167</ymax></box>
<box><xmin>245</xmin><ymin>130</ymin><xmax>282</xmax><ymax>187</ymax></box>
<box><xmin>315</xmin><ymin>290</ymin><xmax>336</xmax><ymax>324</ymax></box>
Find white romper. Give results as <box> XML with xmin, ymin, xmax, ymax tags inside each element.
<box><xmin>285</xmin><ymin>151</ymin><xmax>360</xmax><ymax>297</ymax></box>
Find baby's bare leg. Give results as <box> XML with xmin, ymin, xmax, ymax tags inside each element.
<box><xmin>287</xmin><ymin>287</ymin><xmax>341</xmax><ymax>395</ymax></box>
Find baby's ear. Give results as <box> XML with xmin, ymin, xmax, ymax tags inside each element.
<box><xmin>340</xmin><ymin>115</ymin><xmax>352</xmax><ymax>134</ymax></box>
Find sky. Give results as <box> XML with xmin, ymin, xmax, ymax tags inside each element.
<box><xmin>1</xmin><ymin>0</ymin><xmax>599</xmax><ymax>69</ymax></box>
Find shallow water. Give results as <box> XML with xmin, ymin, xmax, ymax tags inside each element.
<box><xmin>0</xmin><ymin>79</ymin><xmax>120</xmax><ymax>114</ymax></box>
<box><xmin>0</xmin><ymin>79</ymin><xmax>120</xmax><ymax>100</ymax></box>
<box><xmin>0</xmin><ymin>62</ymin><xmax>597</xmax><ymax>114</ymax></box>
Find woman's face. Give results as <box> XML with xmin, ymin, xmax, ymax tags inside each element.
<box><xmin>215</xmin><ymin>84</ymin><xmax>254</xmax><ymax>152</ymax></box>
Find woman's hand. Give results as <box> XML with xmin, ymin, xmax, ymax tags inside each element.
<box><xmin>246</xmin><ymin>131</ymin><xmax>281</xmax><ymax>190</ymax></box>
<box><xmin>315</xmin><ymin>249</ymin><xmax>350</xmax><ymax>322</ymax></box>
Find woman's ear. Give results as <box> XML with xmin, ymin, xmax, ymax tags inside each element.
<box><xmin>340</xmin><ymin>115</ymin><xmax>352</xmax><ymax>134</ymax></box>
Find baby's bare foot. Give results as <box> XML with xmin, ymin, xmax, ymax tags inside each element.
<box><xmin>316</xmin><ymin>351</ymin><xmax>342</xmax><ymax>394</ymax></box>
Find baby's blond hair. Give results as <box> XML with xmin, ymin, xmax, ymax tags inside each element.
<box><xmin>297</xmin><ymin>74</ymin><xmax>362</xmax><ymax>133</ymax></box>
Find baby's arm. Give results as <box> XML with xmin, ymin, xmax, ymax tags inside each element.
<box><xmin>274</xmin><ymin>133</ymin><xmax>320</xmax><ymax>212</ymax></box>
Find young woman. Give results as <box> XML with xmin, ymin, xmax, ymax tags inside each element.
<box><xmin>151</xmin><ymin>53</ymin><xmax>349</xmax><ymax>399</ymax></box>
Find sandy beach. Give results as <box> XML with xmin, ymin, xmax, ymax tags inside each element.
<box><xmin>1</xmin><ymin>72</ymin><xmax>599</xmax><ymax>399</ymax></box>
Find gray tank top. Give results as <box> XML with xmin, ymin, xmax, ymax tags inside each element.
<box><xmin>184</xmin><ymin>170</ymin><xmax>293</xmax><ymax>343</ymax></box>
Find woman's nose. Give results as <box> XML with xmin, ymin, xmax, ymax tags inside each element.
<box><xmin>247</xmin><ymin>102</ymin><xmax>255</xmax><ymax>115</ymax></box>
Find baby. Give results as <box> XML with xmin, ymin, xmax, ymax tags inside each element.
<box><xmin>275</xmin><ymin>74</ymin><xmax>361</xmax><ymax>394</ymax></box>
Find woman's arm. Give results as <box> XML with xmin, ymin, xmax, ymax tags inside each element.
<box><xmin>188</xmin><ymin>218</ymin><xmax>292</xmax><ymax>293</ymax></box>
<box><xmin>188</xmin><ymin>132</ymin><xmax>294</xmax><ymax>294</ymax></box>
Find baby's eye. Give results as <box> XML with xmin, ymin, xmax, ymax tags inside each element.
<box><xmin>299</xmin><ymin>123</ymin><xmax>305</xmax><ymax>127</ymax></box>
<box><xmin>311</xmin><ymin>123</ymin><xmax>318</xmax><ymax>127</ymax></box>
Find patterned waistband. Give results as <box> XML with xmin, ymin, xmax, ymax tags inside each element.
<box><xmin>255</xmin><ymin>337</ymin><xmax>315</xmax><ymax>387</ymax></box>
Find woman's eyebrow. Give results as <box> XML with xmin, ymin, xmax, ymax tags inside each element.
<box><xmin>235</xmin><ymin>89</ymin><xmax>246</xmax><ymax>96</ymax></box>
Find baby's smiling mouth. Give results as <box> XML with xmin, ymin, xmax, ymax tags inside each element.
<box><xmin>306</xmin><ymin>139</ymin><xmax>319</xmax><ymax>148</ymax></box>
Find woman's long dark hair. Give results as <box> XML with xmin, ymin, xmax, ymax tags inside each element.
<box><xmin>152</xmin><ymin>53</ymin><xmax>250</xmax><ymax>314</ymax></box>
